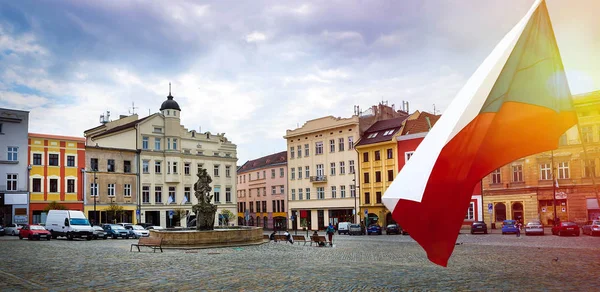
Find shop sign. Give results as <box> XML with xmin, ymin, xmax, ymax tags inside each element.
<box><xmin>542</xmin><ymin>207</ymin><xmax>546</xmax><ymax>213</ymax></box>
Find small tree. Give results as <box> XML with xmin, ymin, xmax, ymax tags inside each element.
<box><xmin>106</xmin><ymin>202</ymin><xmax>124</xmax><ymax>223</ymax></box>
<box><xmin>43</xmin><ymin>201</ymin><xmax>67</xmax><ymax>212</ymax></box>
<box><xmin>220</xmin><ymin>209</ymin><xmax>237</xmax><ymax>226</ymax></box>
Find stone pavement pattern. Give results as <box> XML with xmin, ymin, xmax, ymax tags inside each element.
<box><xmin>1</xmin><ymin>232</ymin><xmax>599</xmax><ymax>291</ymax></box>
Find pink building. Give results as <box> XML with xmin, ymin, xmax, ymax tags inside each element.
<box><xmin>237</xmin><ymin>151</ymin><xmax>288</xmax><ymax>230</ymax></box>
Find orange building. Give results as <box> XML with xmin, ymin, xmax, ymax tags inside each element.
<box><xmin>28</xmin><ymin>133</ymin><xmax>86</xmax><ymax>224</ymax></box>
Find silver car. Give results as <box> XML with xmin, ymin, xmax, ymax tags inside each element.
<box><xmin>582</xmin><ymin>220</ymin><xmax>600</xmax><ymax>236</ymax></box>
<box><xmin>525</xmin><ymin>220</ymin><xmax>544</xmax><ymax>236</ymax></box>
<box><xmin>131</xmin><ymin>225</ymin><xmax>150</xmax><ymax>238</ymax></box>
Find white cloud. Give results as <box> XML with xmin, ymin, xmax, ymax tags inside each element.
<box><xmin>245</xmin><ymin>31</ymin><xmax>267</xmax><ymax>43</ymax></box>
<box><xmin>0</xmin><ymin>91</ymin><xmax>50</xmax><ymax>107</ymax></box>
<box><xmin>0</xmin><ymin>25</ymin><xmax>47</xmax><ymax>55</ymax></box>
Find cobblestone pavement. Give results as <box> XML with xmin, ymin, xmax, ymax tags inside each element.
<box><xmin>1</xmin><ymin>231</ymin><xmax>599</xmax><ymax>291</ymax></box>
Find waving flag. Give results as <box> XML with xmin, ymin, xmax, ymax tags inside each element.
<box><xmin>382</xmin><ymin>0</ymin><xmax>577</xmax><ymax>267</ymax></box>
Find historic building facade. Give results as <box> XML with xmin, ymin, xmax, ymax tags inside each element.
<box><xmin>28</xmin><ymin>133</ymin><xmax>86</xmax><ymax>224</ymax></box>
<box><xmin>83</xmin><ymin>146</ymin><xmax>138</xmax><ymax>225</ymax></box>
<box><xmin>482</xmin><ymin>90</ymin><xmax>600</xmax><ymax>226</ymax></box>
<box><xmin>0</xmin><ymin>108</ymin><xmax>30</xmax><ymax>226</ymax></box>
<box><xmin>236</xmin><ymin>151</ymin><xmax>287</xmax><ymax>229</ymax></box>
<box><xmin>84</xmin><ymin>89</ymin><xmax>238</xmax><ymax>228</ymax></box>
<box><xmin>285</xmin><ymin>103</ymin><xmax>408</xmax><ymax>230</ymax></box>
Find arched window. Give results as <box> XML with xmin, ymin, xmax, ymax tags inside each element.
<box><xmin>495</xmin><ymin>203</ymin><xmax>507</xmax><ymax>222</ymax></box>
<box><xmin>512</xmin><ymin>202</ymin><xmax>524</xmax><ymax>221</ymax></box>
<box><xmin>256</xmin><ymin>216</ymin><xmax>261</xmax><ymax>227</ymax></box>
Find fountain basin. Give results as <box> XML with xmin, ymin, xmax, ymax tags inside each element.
<box><xmin>149</xmin><ymin>226</ymin><xmax>264</xmax><ymax>249</ymax></box>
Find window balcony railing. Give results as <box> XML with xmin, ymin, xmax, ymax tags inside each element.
<box><xmin>310</xmin><ymin>175</ymin><xmax>327</xmax><ymax>183</ymax></box>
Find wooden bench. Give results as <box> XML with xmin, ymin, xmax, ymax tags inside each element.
<box><xmin>130</xmin><ymin>237</ymin><xmax>163</xmax><ymax>253</ymax></box>
<box><xmin>310</xmin><ymin>235</ymin><xmax>328</xmax><ymax>246</ymax></box>
<box><xmin>292</xmin><ymin>235</ymin><xmax>308</xmax><ymax>245</ymax></box>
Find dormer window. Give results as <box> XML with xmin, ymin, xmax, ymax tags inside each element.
<box><xmin>154</xmin><ymin>127</ymin><xmax>162</xmax><ymax>133</ymax></box>
<box><xmin>367</xmin><ymin>132</ymin><xmax>378</xmax><ymax>138</ymax></box>
<box><xmin>383</xmin><ymin>129</ymin><xmax>395</xmax><ymax>136</ymax></box>
<box><xmin>167</xmin><ymin>110</ymin><xmax>170</xmax><ymax>116</ymax></box>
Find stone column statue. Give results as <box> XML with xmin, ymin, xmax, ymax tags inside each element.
<box><xmin>192</xmin><ymin>167</ymin><xmax>217</xmax><ymax>230</ymax></box>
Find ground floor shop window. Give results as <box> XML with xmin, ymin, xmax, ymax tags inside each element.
<box><xmin>494</xmin><ymin>203</ymin><xmax>506</xmax><ymax>222</ymax></box>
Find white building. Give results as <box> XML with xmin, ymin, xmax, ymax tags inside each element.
<box><xmin>84</xmin><ymin>89</ymin><xmax>237</xmax><ymax>227</ymax></box>
<box><xmin>0</xmin><ymin>108</ymin><xmax>30</xmax><ymax>225</ymax></box>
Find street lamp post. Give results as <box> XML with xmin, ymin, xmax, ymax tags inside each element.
<box><xmin>93</xmin><ymin>170</ymin><xmax>97</xmax><ymax>225</ymax></box>
<box><xmin>27</xmin><ymin>164</ymin><xmax>32</xmax><ymax>224</ymax></box>
<box><xmin>551</xmin><ymin>150</ymin><xmax>558</xmax><ymax>226</ymax></box>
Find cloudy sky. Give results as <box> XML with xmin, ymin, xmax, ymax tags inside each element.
<box><xmin>1</xmin><ymin>0</ymin><xmax>599</xmax><ymax>163</ymax></box>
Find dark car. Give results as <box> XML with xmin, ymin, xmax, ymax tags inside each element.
<box><xmin>551</xmin><ymin>222</ymin><xmax>580</xmax><ymax>236</ymax></box>
<box><xmin>367</xmin><ymin>224</ymin><xmax>382</xmax><ymax>235</ymax></box>
<box><xmin>385</xmin><ymin>224</ymin><xmax>400</xmax><ymax>235</ymax></box>
<box><xmin>0</xmin><ymin>225</ymin><xmax>5</xmax><ymax>236</ymax></box>
<box><xmin>102</xmin><ymin>224</ymin><xmax>130</xmax><ymax>239</ymax></box>
<box><xmin>471</xmin><ymin>221</ymin><xmax>488</xmax><ymax>234</ymax></box>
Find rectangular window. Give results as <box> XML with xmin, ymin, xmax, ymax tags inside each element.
<box><xmin>298</xmin><ymin>189</ymin><xmax>303</xmax><ymax>200</ymax></box>
<box><xmin>465</xmin><ymin>202</ymin><xmax>475</xmax><ymax>220</ymax></box>
<box><xmin>405</xmin><ymin>151</ymin><xmax>414</xmax><ymax>162</ymax></box>
<box><xmin>305</xmin><ymin>166</ymin><xmax>309</xmax><ymax>178</ymax></box>
<box><xmin>339</xmin><ymin>161</ymin><xmax>345</xmax><ymax>174</ymax></box>
<box><xmin>7</xmin><ymin>147</ymin><xmax>18</xmax><ymax>161</ymax></box>
<box><xmin>364</xmin><ymin>192</ymin><xmax>370</xmax><ymax>204</ymax></box>
<box><xmin>338</xmin><ymin>138</ymin><xmax>345</xmax><ymax>152</ymax></box>
<box><xmin>305</xmin><ymin>188</ymin><xmax>311</xmax><ymax>200</ymax></box>
<box><xmin>291</xmin><ymin>168</ymin><xmax>295</xmax><ymax>180</ymax></box>
<box><xmin>49</xmin><ymin>179</ymin><xmax>58</xmax><ymax>192</ymax></box>
<box><xmin>276</xmin><ymin>200</ymin><xmax>279</xmax><ymax>212</ymax></box>
<box><xmin>173</xmin><ymin>138</ymin><xmax>177</xmax><ymax>150</ymax></box>
<box><xmin>173</xmin><ymin>162</ymin><xmax>178</xmax><ymax>174</ymax></box>
<box><xmin>348</xmin><ymin>136</ymin><xmax>354</xmax><ymax>149</ymax></box>
<box><xmin>124</xmin><ymin>160</ymin><xmax>131</xmax><ymax>173</ymax></box>
<box><xmin>124</xmin><ymin>184</ymin><xmax>131</xmax><ymax>197</ymax></box>
<box><xmin>349</xmin><ymin>160</ymin><xmax>355</xmax><ymax>174</ymax></box>
<box><xmin>184</xmin><ymin>163</ymin><xmax>190</xmax><ymax>175</ymax></box>
<box><xmin>298</xmin><ymin>167</ymin><xmax>302</xmax><ymax>179</ymax></box>
<box><xmin>297</xmin><ymin>146</ymin><xmax>302</xmax><ymax>158</ymax></box>
<box><xmin>329</xmin><ymin>139</ymin><xmax>335</xmax><ymax>153</ymax></box>
<box><xmin>340</xmin><ymin>185</ymin><xmax>346</xmax><ymax>198</ymax></box>
<box><xmin>330</xmin><ymin>162</ymin><xmax>336</xmax><ymax>176</ymax></box>
<box><xmin>350</xmin><ymin>185</ymin><xmax>356</xmax><ymax>197</ymax></box>
<box><xmin>290</xmin><ymin>147</ymin><xmax>295</xmax><ymax>159</ymax></box>
<box><xmin>155</xmin><ymin>161</ymin><xmax>162</xmax><ymax>173</ymax></box>
<box><xmin>281</xmin><ymin>200</ymin><xmax>285</xmax><ymax>212</ymax></box>
<box><xmin>33</xmin><ymin>153</ymin><xmax>42</xmax><ymax>165</ymax></box>
<box><xmin>263</xmin><ymin>201</ymin><xmax>267</xmax><ymax>212</ymax></box>
<box><xmin>197</xmin><ymin>163</ymin><xmax>203</xmax><ymax>174</ymax></box>
<box><xmin>291</xmin><ymin>189</ymin><xmax>296</xmax><ymax>200</ymax></box>
<box><xmin>374</xmin><ymin>151</ymin><xmax>381</xmax><ymax>161</ymax></box>
<box><xmin>107</xmin><ymin>159</ymin><xmax>115</xmax><ymax>172</ymax></box>
<box><xmin>363</xmin><ymin>152</ymin><xmax>369</xmax><ymax>162</ymax></box>
<box><xmin>280</xmin><ymin>167</ymin><xmax>284</xmax><ymax>177</ymax></box>
<box><xmin>6</xmin><ymin>174</ymin><xmax>17</xmax><ymax>191</ymax></box>
<box><xmin>142</xmin><ymin>186</ymin><xmax>150</xmax><ymax>203</ymax></box>
<box><xmin>257</xmin><ymin>201</ymin><xmax>261</xmax><ymax>213</ymax></box>
<box><xmin>155</xmin><ymin>138</ymin><xmax>161</xmax><ymax>150</ymax></box>
<box><xmin>376</xmin><ymin>192</ymin><xmax>382</xmax><ymax>204</ymax></box>
<box><xmin>214</xmin><ymin>165</ymin><xmax>220</xmax><ymax>177</ymax></box>
<box><xmin>67</xmin><ymin>179</ymin><xmax>75</xmax><ymax>193</ymax></box>
<box><xmin>184</xmin><ymin>187</ymin><xmax>191</xmax><ymax>203</ymax></box>
<box><xmin>272</xmin><ymin>201</ymin><xmax>275</xmax><ymax>212</ymax></box>
<box><xmin>250</xmin><ymin>202</ymin><xmax>254</xmax><ymax>213</ymax></box>
<box><xmin>107</xmin><ymin>184</ymin><xmax>115</xmax><ymax>196</ymax></box>
<box><xmin>142</xmin><ymin>137</ymin><xmax>149</xmax><ymax>149</ymax></box>
<box><xmin>317</xmin><ymin>187</ymin><xmax>324</xmax><ymax>199</ymax></box>
<box><xmin>90</xmin><ymin>183</ymin><xmax>98</xmax><ymax>197</ymax></box>
<box><xmin>316</xmin><ymin>164</ymin><xmax>324</xmax><ymax>176</ymax></box>
<box><xmin>143</xmin><ymin>160</ymin><xmax>149</xmax><ymax>173</ymax></box>
<box><xmin>558</xmin><ymin>162</ymin><xmax>570</xmax><ymax>179</ymax></box>
<box><xmin>155</xmin><ymin>186</ymin><xmax>162</xmax><ymax>203</ymax></box>
<box><xmin>315</xmin><ymin>142</ymin><xmax>323</xmax><ymax>155</ymax></box>
<box><xmin>214</xmin><ymin>187</ymin><xmax>220</xmax><ymax>203</ymax></box>
<box><xmin>387</xmin><ymin>148</ymin><xmax>393</xmax><ymax>159</ymax></box>
<box><xmin>363</xmin><ymin>172</ymin><xmax>370</xmax><ymax>183</ymax></box>
<box><xmin>49</xmin><ymin>154</ymin><xmax>59</xmax><ymax>166</ymax></box>
<box><xmin>91</xmin><ymin>158</ymin><xmax>98</xmax><ymax>171</ymax></box>
<box><xmin>271</xmin><ymin>169</ymin><xmax>276</xmax><ymax>178</ymax></box>
<box><xmin>582</xmin><ymin>126</ymin><xmax>593</xmax><ymax>143</ymax></box>
<box><xmin>272</xmin><ymin>186</ymin><xmax>276</xmax><ymax>195</ymax></box>
<box><xmin>169</xmin><ymin>186</ymin><xmax>176</xmax><ymax>203</ymax></box>
<box><xmin>280</xmin><ymin>186</ymin><xmax>284</xmax><ymax>194</ymax></box>
<box><xmin>304</xmin><ymin>144</ymin><xmax>309</xmax><ymax>157</ymax></box>
<box><xmin>331</xmin><ymin>186</ymin><xmax>337</xmax><ymax>198</ymax></box>
<box><xmin>387</xmin><ymin>170</ymin><xmax>393</xmax><ymax>181</ymax></box>
<box><xmin>512</xmin><ymin>165</ymin><xmax>523</xmax><ymax>182</ymax></box>
<box><xmin>492</xmin><ymin>169</ymin><xmax>501</xmax><ymax>184</ymax></box>
<box><xmin>256</xmin><ymin>171</ymin><xmax>260</xmax><ymax>180</ymax></box>
<box><xmin>67</xmin><ymin>155</ymin><xmax>75</xmax><ymax>167</ymax></box>
<box><xmin>539</xmin><ymin>163</ymin><xmax>552</xmax><ymax>180</ymax></box>
<box><xmin>584</xmin><ymin>159</ymin><xmax>596</xmax><ymax>178</ymax></box>
<box><xmin>32</xmin><ymin>178</ymin><xmax>41</xmax><ymax>192</ymax></box>
<box><xmin>375</xmin><ymin>171</ymin><xmax>381</xmax><ymax>182</ymax></box>
<box><xmin>226</xmin><ymin>187</ymin><xmax>231</xmax><ymax>202</ymax></box>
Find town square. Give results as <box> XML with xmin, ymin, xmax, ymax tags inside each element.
<box><xmin>1</xmin><ymin>0</ymin><xmax>600</xmax><ymax>290</ymax></box>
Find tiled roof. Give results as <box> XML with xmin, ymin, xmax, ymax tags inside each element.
<box><xmin>29</xmin><ymin>133</ymin><xmax>86</xmax><ymax>142</ymax></box>
<box><xmin>90</xmin><ymin>115</ymin><xmax>153</xmax><ymax>139</ymax></box>
<box><xmin>401</xmin><ymin>112</ymin><xmax>441</xmax><ymax>135</ymax></box>
<box><xmin>238</xmin><ymin>151</ymin><xmax>288</xmax><ymax>173</ymax></box>
<box><xmin>355</xmin><ymin>116</ymin><xmax>408</xmax><ymax>147</ymax></box>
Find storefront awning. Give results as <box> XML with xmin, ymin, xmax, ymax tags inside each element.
<box><xmin>587</xmin><ymin>198</ymin><xmax>600</xmax><ymax>209</ymax></box>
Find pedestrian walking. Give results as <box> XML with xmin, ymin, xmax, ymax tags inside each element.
<box><xmin>516</xmin><ymin>220</ymin><xmax>522</xmax><ymax>237</ymax></box>
<box><xmin>326</xmin><ymin>223</ymin><xmax>335</xmax><ymax>246</ymax></box>
<box><xmin>284</xmin><ymin>230</ymin><xmax>293</xmax><ymax>244</ymax></box>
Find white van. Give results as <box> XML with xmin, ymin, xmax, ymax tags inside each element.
<box><xmin>337</xmin><ymin>222</ymin><xmax>352</xmax><ymax>235</ymax></box>
<box><xmin>45</xmin><ymin>210</ymin><xmax>94</xmax><ymax>240</ymax></box>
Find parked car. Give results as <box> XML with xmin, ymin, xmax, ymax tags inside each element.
<box><xmin>337</xmin><ymin>222</ymin><xmax>351</xmax><ymax>235</ymax></box>
<box><xmin>19</xmin><ymin>225</ymin><xmax>51</xmax><ymax>240</ymax></box>
<box><xmin>92</xmin><ymin>225</ymin><xmax>108</xmax><ymax>239</ymax></box>
<box><xmin>117</xmin><ymin>223</ymin><xmax>133</xmax><ymax>229</ymax></box>
<box><xmin>5</xmin><ymin>223</ymin><xmax>24</xmax><ymax>236</ymax></box>
<box><xmin>470</xmin><ymin>221</ymin><xmax>488</xmax><ymax>234</ymax></box>
<box><xmin>367</xmin><ymin>224</ymin><xmax>382</xmax><ymax>235</ymax></box>
<box><xmin>551</xmin><ymin>222</ymin><xmax>580</xmax><ymax>236</ymax></box>
<box><xmin>524</xmin><ymin>220</ymin><xmax>544</xmax><ymax>236</ymax></box>
<box><xmin>348</xmin><ymin>224</ymin><xmax>364</xmax><ymax>235</ymax></box>
<box><xmin>0</xmin><ymin>225</ymin><xmax>5</xmax><ymax>236</ymax></box>
<box><xmin>146</xmin><ymin>226</ymin><xmax>165</xmax><ymax>231</ymax></box>
<box><xmin>582</xmin><ymin>220</ymin><xmax>600</xmax><ymax>236</ymax></box>
<box><xmin>130</xmin><ymin>225</ymin><xmax>150</xmax><ymax>238</ymax></box>
<box><xmin>138</xmin><ymin>223</ymin><xmax>154</xmax><ymax>229</ymax></box>
<box><xmin>45</xmin><ymin>210</ymin><xmax>94</xmax><ymax>240</ymax></box>
<box><xmin>501</xmin><ymin>220</ymin><xmax>519</xmax><ymax>235</ymax></box>
<box><xmin>385</xmin><ymin>223</ymin><xmax>400</xmax><ymax>235</ymax></box>
<box><xmin>102</xmin><ymin>224</ymin><xmax>130</xmax><ymax>239</ymax></box>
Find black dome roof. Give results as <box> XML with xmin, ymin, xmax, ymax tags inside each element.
<box><xmin>160</xmin><ymin>93</ymin><xmax>181</xmax><ymax>111</ymax></box>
